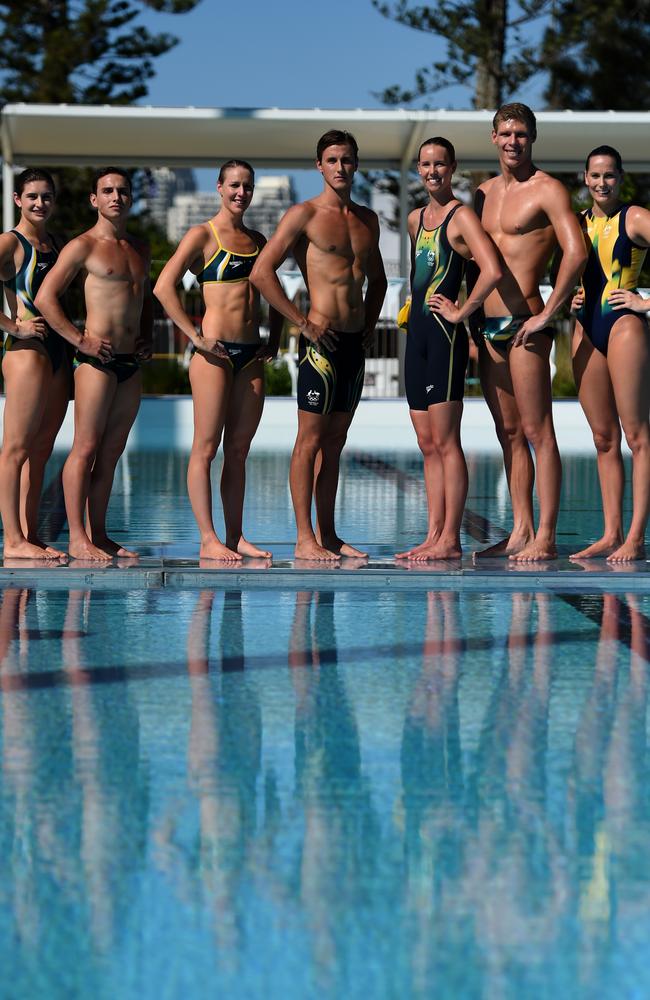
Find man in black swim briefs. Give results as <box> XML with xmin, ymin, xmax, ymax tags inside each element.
<box><xmin>36</xmin><ymin>167</ymin><xmax>153</xmax><ymax>561</ymax></box>
<box><xmin>471</xmin><ymin>102</ymin><xmax>587</xmax><ymax>563</ymax></box>
<box><xmin>251</xmin><ymin>130</ymin><xmax>387</xmax><ymax>561</ymax></box>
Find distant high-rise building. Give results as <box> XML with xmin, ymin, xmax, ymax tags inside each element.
<box><xmin>141</xmin><ymin>167</ymin><xmax>197</xmax><ymax>234</ymax></box>
<box><xmin>166</xmin><ymin>175</ymin><xmax>296</xmax><ymax>244</ymax></box>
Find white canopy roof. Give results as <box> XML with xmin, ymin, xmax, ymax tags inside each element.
<box><xmin>2</xmin><ymin>103</ymin><xmax>650</xmax><ymax>172</ymax></box>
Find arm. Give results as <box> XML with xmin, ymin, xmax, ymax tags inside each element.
<box><xmin>608</xmin><ymin>206</ymin><xmax>650</xmax><ymax>314</ymax></box>
<box><xmin>250</xmin><ymin>204</ymin><xmax>337</xmax><ymax>350</ymax></box>
<box><xmin>429</xmin><ymin>207</ymin><xmax>502</xmax><ymax>323</ymax></box>
<box><xmin>153</xmin><ymin>226</ymin><xmax>225</xmax><ymax>355</ymax></box>
<box><xmin>0</xmin><ymin>231</ymin><xmax>47</xmax><ymax>339</ymax></box>
<box><xmin>515</xmin><ymin>181</ymin><xmax>588</xmax><ymax>346</ymax></box>
<box><xmin>361</xmin><ymin>214</ymin><xmax>388</xmax><ymax>348</ymax></box>
<box><xmin>35</xmin><ymin>238</ymin><xmax>112</xmax><ymax>359</ymax></box>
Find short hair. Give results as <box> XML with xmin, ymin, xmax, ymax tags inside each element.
<box><xmin>316</xmin><ymin>130</ymin><xmax>359</xmax><ymax>163</ymax></box>
<box><xmin>417</xmin><ymin>136</ymin><xmax>456</xmax><ymax>164</ymax></box>
<box><xmin>14</xmin><ymin>168</ymin><xmax>56</xmax><ymax>198</ymax></box>
<box><xmin>218</xmin><ymin>159</ymin><xmax>255</xmax><ymax>184</ymax></box>
<box><xmin>91</xmin><ymin>166</ymin><xmax>132</xmax><ymax>194</ymax></box>
<box><xmin>492</xmin><ymin>103</ymin><xmax>537</xmax><ymax>142</ymax></box>
<box><xmin>585</xmin><ymin>145</ymin><xmax>623</xmax><ymax>173</ymax></box>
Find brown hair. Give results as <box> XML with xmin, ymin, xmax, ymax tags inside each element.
<box><xmin>417</xmin><ymin>137</ymin><xmax>456</xmax><ymax>164</ymax></box>
<box><xmin>316</xmin><ymin>130</ymin><xmax>359</xmax><ymax>163</ymax></box>
<box><xmin>14</xmin><ymin>168</ymin><xmax>56</xmax><ymax>198</ymax></box>
<box><xmin>492</xmin><ymin>103</ymin><xmax>537</xmax><ymax>142</ymax></box>
<box><xmin>92</xmin><ymin>166</ymin><xmax>132</xmax><ymax>194</ymax></box>
<box><xmin>218</xmin><ymin>159</ymin><xmax>255</xmax><ymax>184</ymax></box>
<box><xmin>585</xmin><ymin>145</ymin><xmax>623</xmax><ymax>173</ymax></box>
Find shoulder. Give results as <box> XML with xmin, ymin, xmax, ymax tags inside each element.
<box><xmin>478</xmin><ymin>175</ymin><xmax>500</xmax><ymax>195</ymax></box>
<box><xmin>624</xmin><ymin>204</ymin><xmax>650</xmax><ymax>245</ymax></box>
<box><xmin>353</xmin><ymin>203</ymin><xmax>380</xmax><ymax>234</ymax></box>
<box><xmin>246</xmin><ymin>227</ymin><xmax>267</xmax><ymax>249</ymax></box>
<box><xmin>534</xmin><ymin>170</ymin><xmax>570</xmax><ymax>202</ymax></box>
<box><xmin>0</xmin><ymin>229</ymin><xmax>21</xmax><ymax>258</ymax></box>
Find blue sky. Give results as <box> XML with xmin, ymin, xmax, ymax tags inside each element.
<box><xmin>138</xmin><ymin>0</ymin><xmax>546</xmax><ymax>195</ymax></box>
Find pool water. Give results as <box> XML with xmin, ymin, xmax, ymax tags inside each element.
<box><xmin>0</xmin><ymin>584</ymin><xmax>649</xmax><ymax>998</ymax></box>
<box><xmin>1</xmin><ymin>447</ymin><xmax>648</xmax><ymax>997</ymax></box>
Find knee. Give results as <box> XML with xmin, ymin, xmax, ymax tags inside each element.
<box><xmin>520</xmin><ymin>418</ymin><xmax>555</xmax><ymax>451</ymax></box>
<box><xmin>293</xmin><ymin>429</ymin><xmax>323</xmax><ymax>460</ymax></box>
<box><xmin>0</xmin><ymin>441</ymin><xmax>30</xmax><ymax>467</ymax></box>
<box><xmin>622</xmin><ymin>421</ymin><xmax>650</xmax><ymax>456</ymax></box>
<box><xmin>190</xmin><ymin>438</ymin><xmax>220</xmax><ymax>465</ymax></box>
<box><xmin>223</xmin><ymin>436</ymin><xmax>251</xmax><ymax>466</ymax></box>
<box><xmin>321</xmin><ymin>429</ymin><xmax>347</xmax><ymax>457</ymax></box>
<box><xmin>495</xmin><ymin>420</ymin><xmax>525</xmax><ymax>452</ymax></box>
<box><xmin>415</xmin><ymin>428</ymin><xmax>436</xmax><ymax>458</ymax></box>
<box><xmin>592</xmin><ymin>425</ymin><xmax>622</xmax><ymax>455</ymax></box>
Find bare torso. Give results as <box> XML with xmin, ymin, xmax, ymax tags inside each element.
<box><xmin>294</xmin><ymin>198</ymin><xmax>377</xmax><ymax>332</ymax></box>
<box><xmin>194</xmin><ymin>223</ymin><xmax>261</xmax><ymax>343</ymax></box>
<box><xmin>82</xmin><ymin>233</ymin><xmax>148</xmax><ymax>351</ymax></box>
<box><xmin>478</xmin><ymin>171</ymin><xmax>558</xmax><ymax>318</ymax></box>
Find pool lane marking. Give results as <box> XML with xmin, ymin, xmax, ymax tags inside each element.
<box><xmin>349</xmin><ymin>452</ymin><xmax>501</xmax><ymax>544</ymax></box>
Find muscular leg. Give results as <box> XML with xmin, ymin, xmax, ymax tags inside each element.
<box><xmin>395</xmin><ymin>408</ymin><xmax>444</xmax><ymax>558</ymax></box>
<box><xmin>475</xmin><ymin>339</ymin><xmax>535</xmax><ymax>557</ymax></box>
<box><xmin>87</xmin><ymin>370</ymin><xmax>142</xmax><ymax>558</ymax></box>
<box><xmin>410</xmin><ymin>401</ymin><xmax>467</xmax><ymax>560</ymax></box>
<box><xmin>570</xmin><ymin>324</ymin><xmax>624</xmax><ymax>558</ymax></box>
<box><xmin>21</xmin><ymin>360</ymin><xmax>71</xmax><ymax>556</ymax></box>
<box><xmin>62</xmin><ymin>365</ymin><xmax>117</xmax><ymax>561</ymax></box>
<box><xmin>290</xmin><ymin>410</ymin><xmax>340</xmax><ymax>561</ymax></box>
<box><xmin>0</xmin><ymin>350</ymin><xmax>60</xmax><ymax>559</ymax></box>
<box><xmin>315</xmin><ymin>409</ymin><xmax>366</xmax><ymax>558</ymax></box>
<box><xmin>187</xmin><ymin>352</ymin><xmax>240</xmax><ymax>561</ymax></box>
<box><xmin>508</xmin><ymin>333</ymin><xmax>562</xmax><ymax>561</ymax></box>
<box><xmin>607</xmin><ymin>317</ymin><xmax>650</xmax><ymax>561</ymax></box>
<box><xmin>221</xmin><ymin>360</ymin><xmax>270</xmax><ymax>558</ymax></box>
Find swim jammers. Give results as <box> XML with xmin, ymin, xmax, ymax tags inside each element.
<box><xmin>297</xmin><ymin>331</ymin><xmax>365</xmax><ymax>415</ymax></box>
<box><xmin>74</xmin><ymin>353</ymin><xmax>140</xmax><ymax>383</ymax></box>
<box><xmin>192</xmin><ymin>340</ymin><xmax>261</xmax><ymax>376</ymax></box>
<box><xmin>477</xmin><ymin>315</ymin><xmax>555</xmax><ymax>345</ymax></box>
<box><xmin>577</xmin><ymin>204</ymin><xmax>648</xmax><ymax>355</ymax></box>
<box><xmin>406</xmin><ymin>204</ymin><xmax>468</xmax><ymax>410</ymax></box>
<box><xmin>3</xmin><ymin>229</ymin><xmax>70</xmax><ymax>373</ymax></box>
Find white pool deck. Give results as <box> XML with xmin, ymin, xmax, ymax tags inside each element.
<box><xmin>14</xmin><ymin>394</ymin><xmax>627</xmax><ymax>455</ymax></box>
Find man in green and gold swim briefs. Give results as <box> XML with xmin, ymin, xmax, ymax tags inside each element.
<box><xmin>471</xmin><ymin>102</ymin><xmax>587</xmax><ymax>562</ymax></box>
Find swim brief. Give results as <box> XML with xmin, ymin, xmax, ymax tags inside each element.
<box><xmin>192</xmin><ymin>339</ymin><xmax>261</xmax><ymax>376</ymax></box>
<box><xmin>478</xmin><ymin>315</ymin><xmax>555</xmax><ymax>345</ymax></box>
<box><xmin>4</xmin><ymin>329</ymin><xmax>71</xmax><ymax>374</ymax></box>
<box><xmin>74</xmin><ymin>352</ymin><xmax>140</xmax><ymax>384</ymax></box>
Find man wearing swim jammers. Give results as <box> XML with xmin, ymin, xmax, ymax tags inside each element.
<box><xmin>251</xmin><ymin>130</ymin><xmax>387</xmax><ymax>562</ymax></box>
<box><xmin>36</xmin><ymin>167</ymin><xmax>152</xmax><ymax>561</ymax></box>
<box><xmin>471</xmin><ymin>103</ymin><xmax>587</xmax><ymax>562</ymax></box>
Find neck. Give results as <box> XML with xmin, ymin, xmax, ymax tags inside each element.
<box><xmin>95</xmin><ymin>214</ymin><xmax>128</xmax><ymax>239</ymax></box>
<box><xmin>215</xmin><ymin>207</ymin><xmax>245</xmax><ymax>230</ymax></box>
<box><xmin>500</xmin><ymin>159</ymin><xmax>535</xmax><ymax>185</ymax></box>
<box><xmin>427</xmin><ymin>191</ymin><xmax>456</xmax><ymax>211</ymax></box>
<box><xmin>17</xmin><ymin>216</ymin><xmax>48</xmax><ymax>242</ymax></box>
<box><xmin>591</xmin><ymin>200</ymin><xmax>621</xmax><ymax>219</ymax></box>
<box><xmin>321</xmin><ymin>184</ymin><xmax>352</xmax><ymax>208</ymax></box>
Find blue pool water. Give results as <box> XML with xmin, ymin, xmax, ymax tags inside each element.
<box><xmin>1</xmin><ymin>448</ymin><xmax>648</xmax><ymax>998</ymax></box>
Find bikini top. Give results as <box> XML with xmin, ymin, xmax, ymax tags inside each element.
<box><xmin>195</xmin><ymin>220</ymin><xmax>259</xmax><ymax>285</ymax></box>
<box><xmin>5</xmin><ymin>229</ymin><xmax>58</xmax><ymax>317</ymax></box>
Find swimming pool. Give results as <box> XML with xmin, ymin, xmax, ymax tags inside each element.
<box><xmin>0</xmin><ymin>583</ymin><xmax>648</xmax><ymax>998</ymax></box>
<box><xmin>0</xmin><ymin>446</ymin><xmax>648</xmax><ymax>998</ymax></box>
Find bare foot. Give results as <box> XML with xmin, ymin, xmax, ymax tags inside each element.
<box><xmin>473</xmin><ymin>531</ymin><xmax>532</xmax><ymax>560</ymax></box>
<box><xmin>68</xmin><ymin>537</ymin><xmax>113</xmax><ymax>562</ymax></box>
<box><xmin>199</xmin><ymin>538</ymin><xmax>242</xmax><ymax>562</ymax></box>
<box><xmin>422</xmin><ymin>540</ymin><xmax>462</xmax><ymax>560</ymax></box>
<box><xmin>294</xmin><ymin>540</ymin><xmax>341</xmax><ymax>561</ymax></box>
<box><xmin>3</xmin><ymin>539</ymin><xmax>64</xmax><ymax>561</ymax></box>
<box><xmin>509</xmin><ymin>539</ymin><xmax>558</xmax><ymax>563</ymax></box>
<box><xmin>26</xmin><ymin>535</ymin><xmax>68</xmax><ymax>560</ymax></box>
<box><xmin>92</xmin><ymin>535</ymin><xmax>139</xmax><ymax>559</ymax></box>
<box><xmin>232</xmin><ymin>536</ymin><xmax>272</xmax><ymax>559</ymax></box>
<box><xmin>319</xmin><ymin>535</ymin><xmax>367</xmax><ymax>558</ymax></box>
<box><xmin>569</xmin><ymin>534</ymin><xmax>623</xmax><ymax>560</ymax></box>
<box><xmin>395</xmin><ymin>533</ymin><xmax>441</xmax><ymax>559</ymax></box>
<box><xmin>607</xmin><ymin>539</ymin><xmax>647</xmax><ymax>563</ymax></box>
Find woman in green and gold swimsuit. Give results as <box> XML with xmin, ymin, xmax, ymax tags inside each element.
<box><xmin>0</xmin><ymin>168</ymin><xmax>71</xmax><ymax>559</ymax></box>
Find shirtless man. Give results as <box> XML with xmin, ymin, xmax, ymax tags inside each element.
<box><xmin>472</xmin><ymin>103</ymin><xmax>587</xmax><ymax>561</ymax></box>
<box><xmin>35</xmin><ymin>167</ymin><xmax>152</xmax><ymax>561</ymax></box>
<box><xmin>250</xmin><ymin>130</ymin><xmax>387</xmax><ymax>561</ymax></box>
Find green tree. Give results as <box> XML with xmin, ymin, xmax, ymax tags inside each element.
<box><xmin>543</xmin><ymin>0</ymin><xmax>650</xmax><ymax>110</ymax></box>
<box><xmin>371</xmin><ymin>0</ymin><xmax>552</xmax><ymax>109</ymax></box>
<box><xmin>0</xmin><ymin>0</ymin><xmax>200</xmax><ymax>105</ymax></box>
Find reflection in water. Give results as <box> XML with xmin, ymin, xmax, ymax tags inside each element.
<box><xmin>0</xmin><ymin>585</ymin><xmax>649</xmax><ymax>995</ymax></box>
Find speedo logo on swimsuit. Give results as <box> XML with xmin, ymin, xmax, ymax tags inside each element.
<box><xmin>229</xmin><ymin>260</ymin><xmax>243</xmax><ymax>268</ymax></box>
<box><xmin>36</xmin><ymin>262</ymin><xmax>49</xmax><ymax>270</ymax></box>
<box><xmin>307</xmin><ymin>390</ymin><xmax>320</xmax><ymax>405</ymax></box>
<box><xmin>426</xmin><ymin>384</ymin><xmax>435</xmax><ymax>392</ymax></box>
<box><xmin>229</xmin><ymin>348</ymin><xmax>241</xmax><ymax>355</ymax></box>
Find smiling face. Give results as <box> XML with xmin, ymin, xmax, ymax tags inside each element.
<box><xmin>317</xmin><ymin>142</ymin><xmax>358</xmax><ymax>193</ymax></box>
<box><xmin>585</xmin><ymin>154</ymin><xmax>622</xmax><ymax>213</ymax></box>
<box><xmin>417</xmin><ymin>144</ymin><xmax>456</xmax><ymax>198</ymax></box>
<box><xmin>217</xmin><ymin>165</ymin><xmax>254</xmax><ymax>217</ymax></box>
<box><xmin>90</xmin><ymin>173</ymin><xmax>132</xmax><ymax>221</ymax></box>
<box><xmin>14</xmin><ymin>180</ymin><xmax>55</xmax><ymax>226</ymax></box>
<box><xmin>491</xmin><ymin>118</ymin><xmax>534</xmax><ymax>170</ymax></box>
